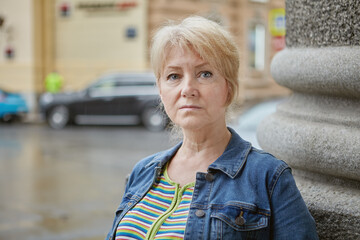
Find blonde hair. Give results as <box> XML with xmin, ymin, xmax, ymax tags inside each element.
<box><xmin>150</xmin><ymin>16</ymin><xmax>240</xmax><ymax>106</ymax></box>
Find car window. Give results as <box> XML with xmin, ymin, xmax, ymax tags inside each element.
<box><xmin>114</xmin><ymin>75</ymin><xmax>156</xmax><ymax>85</ymax></box>
<box><xmin>93</xmin><ymin>81</ymin><xmax>116</xmax><ymax>89</ymax></box>
<box><xmin>117</xmin><ymin>81</ymin><xmax>156</xmax><ymax>87</ymax></box>
<box><xmin>89</xmin><ymin>80</ymin><xmax>157</xmax><ymax>98</ymax></box>
<box><xmin>88</xmin><ymin>81</ymin><xmax>116</xmax><ymax>97</ymax></box>
<box><xmin>87</xmin><ymin>73</ymin><xmax>158</xmax><ymax>98</ymax></box>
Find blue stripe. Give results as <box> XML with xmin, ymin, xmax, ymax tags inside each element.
<box><xmin>133</xmin><ymin>208</ymin><xmax>160</xmax><ymax>218</ymax></box>
<box><xmin>146</xmin><ymin>193</ymin><xmax>173</xmax><ymax>204</ymax></box>
<box><xmin>150</xmin><ymin>187</ymin><xmax>175</xmax><ymax>195</ymax></box>
<box><xmin>161</xmin><ymin>221</ymin><xmax>187</xmax><ymax>226</ymax></box>
<box><xmin>115</xmin><ymin>232</ymin><xmax>143</xmax><ymax>239</ymax></box>
<box><xmin>118</xmin><ymin>222</ymin><xmax>147</xmax><ymax>233</ymax></box>
<box><xmin>157</xmin><ymin>229</ymin><xmax>185</xmax><ymax>234</ymax></box>
<box><xmin>141</xmin><ymin>200</ymin><xmax>169</xmax><ymax>211</ymax></box>
<box><xmin>128</xmin><ymin>215</ymin><xmax>153</xmax><ymax>225</ymax></box>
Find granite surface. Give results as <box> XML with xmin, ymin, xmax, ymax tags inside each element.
<box><xmin>257</xmin><ymin>100</ymin><xmax>360</xmax><ymax>181</ymax></box>
<box><xmin>270</xmin><ymin>47</ymin><xmax>360</xmax><ymax>98</ymax></box>
<box><xmin>294</xmin><ymin>171</ymin><xmax>360</xmax><ymax>239</ymax></box>
<box><xmin>286</xmin><ymin>0</ymin><xmax>360</xmax><ymax>47</ymax></box>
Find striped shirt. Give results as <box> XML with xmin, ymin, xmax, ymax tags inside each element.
<box><xmin>115</xmin><ymin>166</ymin><xmax>195</xmax><ymax>240</ymax></box>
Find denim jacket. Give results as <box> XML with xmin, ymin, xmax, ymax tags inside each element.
<box><xmin>106</xmin><ymin>128</ymin><xmax>318</xmax><ymax>240</ymax></box>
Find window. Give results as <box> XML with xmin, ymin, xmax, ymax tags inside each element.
<box><xmin>248</xmin><ymin>22</ymin><xmax>266</xmax><ymax>71</ymax></box>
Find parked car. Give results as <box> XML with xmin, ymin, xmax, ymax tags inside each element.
<box><xmin>39</xmin><ymin>72</ymin><xmax>168</xmax><ymax>131</ymax></box>
<box><xmin>0</xmin><ymin>88</ymin><xmax>28</xmax><ymax>122</ymax></box>
<box><xmin>231</xmin><ymin>98</ymin><xmax>285</xmax><ymax>149</ymax></box>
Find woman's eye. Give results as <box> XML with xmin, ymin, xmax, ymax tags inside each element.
<box><xmin>167</xmin><ymin>74</ymin><xmax>180</xmax><ymax>81</ymax></box>
<box><xmin>200</xmin><ymin>71</ymin><xmax>212</xmax><ymax>78</ymax></box>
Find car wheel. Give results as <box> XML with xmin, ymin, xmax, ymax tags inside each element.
<box><xmin>47</xmin><ymin>105</ymin><xmax>69</xmax><ymax>129</ymax></box>
<box><xmin>142</xmin><ymin>107</ymin><xmax>167</xmax><ymax>131</ymax></box>
<box><xmin>2</xmin><ymin>114</ymin><xmax>14</xmax><ymax>123</ymax></box>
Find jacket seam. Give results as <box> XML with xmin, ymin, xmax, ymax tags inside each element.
<box><xmin>269</xmin><ymin>164</ymin><xmax>290</xmax><ymax>200</ymax></box>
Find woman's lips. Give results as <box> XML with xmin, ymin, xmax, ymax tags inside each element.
<box><xmin>180</xmin><ymin>105</ymin><xmax>201</xmax><ymax>110</ymax></box>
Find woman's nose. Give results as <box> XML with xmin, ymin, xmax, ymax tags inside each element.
<box><xmin>181</xmin><ymin>75</ymin><xmax>199</xmax><ymax>97</ymax></box>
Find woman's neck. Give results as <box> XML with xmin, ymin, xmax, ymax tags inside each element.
<box><xmin>179</xmin><ymin>124</ymin><xmax>231</xmax><ymax>159</ymax></box>
<box><xmin>166</xmin><ymin>124</ymin><xmax>231</xmax><ymax>186</ymax></box>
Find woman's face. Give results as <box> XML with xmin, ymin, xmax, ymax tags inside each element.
<box><xmin>159</xmin><ymin>46</ymin><xmax>229</xmax><ymax>131</ymax></box>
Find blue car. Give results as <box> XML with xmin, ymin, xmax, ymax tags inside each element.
<box><xmin>0</xmin><ymin>88</ymin><xmax>28</xmax><ymax>122</ymax></box>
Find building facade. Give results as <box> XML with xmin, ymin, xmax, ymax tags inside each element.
<box><xmin>149</xmin><ymin>0</ymin><xmax>289</xmax><ymax>102</ymax></box>
<box><xmin>0</xmin><ymin>0</ymin><xmax>288</xmax><ymax>113</ymax></box>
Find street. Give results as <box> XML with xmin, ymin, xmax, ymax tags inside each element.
<box><xmin>0</xmin><ymin>123</ymin><xmax>173</xmax><ymax>240</ymax></box>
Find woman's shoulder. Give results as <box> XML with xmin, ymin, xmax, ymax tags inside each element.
<box><xmin>130</xmin><ymin>151</ymin><xmax>163</xmax><ymax>177</ymax></box>
<box><xmin>227</xmin><ymin>128</ymin><xmax>289</xmax><ymax>172</ymax></box>
<box><xmin>133</xmin><ymin>152</ymin><xmax>161</xmax><ymax>169</ymax></box>
<box><xmin>238</xmin><ymin>147</ymin><xmax>293</xmax><ymax>197</ymax></box>
<box><xmin>245</xmin><ymin>147</ymin><xmax>290</xmax><ymax>177</ymax></box>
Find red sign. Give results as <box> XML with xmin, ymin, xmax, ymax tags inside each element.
<box><xmin>272</xmin><ymin>36</ymin><xmax>285</xmax><ymax>51</ymax></box>
<box><xmin>59</xmin><ymin>2</ymin><xmax>71</xmax><ymax>17</ymax></box>
<box><xmin>77</xmin><ymin>1</ymin><xmax>138</xmax><ymax>11</ymax></box>
<box><xmin>117</xmin><ymin>1</ymin><xmax>137</xmax><ymax>10</ymax></box>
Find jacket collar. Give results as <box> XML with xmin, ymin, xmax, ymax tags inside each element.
<box><xmin>145</xmin><ymin>127</ymin><xmax>252</xmax><ymax>179</ymax></box>
<box><xmin>145</xmin><ymin>142</ymin><xmax>182</xmax><ymax>169</ymax></box>
<box><xmin>209</xmin><ymin>127</ymin><xmax>252</xmax><ymax>178</ymax></box>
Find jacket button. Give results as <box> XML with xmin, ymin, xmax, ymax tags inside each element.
<box><xmin>195</xmin><ymin>209</ymin><xmax>205</xmax><ymax>218</ymax></box>
<box><xmin>235</xmin><ymin>215</ymin><xmax>245</xmax><ymax>226</ymax></box>
<box><xmin>205</xmin><ymin>173</ymin><xmax>214</xmax><ymax>182</ymax></box>
<box><xmin>127</xmin><ymin>202</ymin><xmax>132</xmax><ymax>207</ymax></box>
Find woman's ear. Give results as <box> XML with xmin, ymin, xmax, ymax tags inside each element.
<box><xmin>226</xmin><ymin>80</ymin><xmax>232</xmax><ymax>105</ymax></box>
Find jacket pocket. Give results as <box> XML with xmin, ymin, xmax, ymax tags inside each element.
<box><xmin>210</xmin><ymin>202</ymin><xmax>270</xmax><ymax>240</ymax></box>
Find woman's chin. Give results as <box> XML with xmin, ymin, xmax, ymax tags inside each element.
<box><xmin>174</xmin><ymin>119</ymin><xmax>210</xmax><ymax>131</ymax></box>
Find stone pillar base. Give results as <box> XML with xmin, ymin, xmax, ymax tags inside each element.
<box><xmin>257</xmin><ymin>46</ymin><xmax>360</xmax><ymax>238</ymax></box>
<box><xmin>293</xmin><ymin>170</ymin><xmax>360</xmax><ymax>239</ymax></box>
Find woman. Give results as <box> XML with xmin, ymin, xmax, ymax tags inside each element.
<box><xmin>106</xmin><ymin>16</ymin><xmax>318</xmax><ymax>240</ymax></box>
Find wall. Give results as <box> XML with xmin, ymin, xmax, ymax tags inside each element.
<box><xmin>54</xmin><ymin>0</ymin><xmax>148</xmax><ymax>90</ymax></box>
<box><xmin>0</xmin><ymin>0</ymin><xmax>36</xmax><ymax>111</ymax></box>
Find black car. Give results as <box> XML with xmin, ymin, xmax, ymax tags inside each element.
<box><xmin>39</xmin><ymin>72</ymin><xmax>168</xmax><ymax>131</ymax></box>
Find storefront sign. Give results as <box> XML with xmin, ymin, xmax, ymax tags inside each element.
<box><xmin>77</xmin><ymin>1</ymin><xmax>138</xmax><ymax>11</ymax></box>
<box><xmin>272</xmin><ymin>36</ymin><xmax>285</xmax><ymax>51</ymax></box>
<box><xmin>269</xmin><ymin>8</ymin><xmax>285</xmax><ymax>37</ymax></box>
<box><xmin>59</xmin><ymin>2</ymin><xmax>71</xmax><ymax>17</ymax></box>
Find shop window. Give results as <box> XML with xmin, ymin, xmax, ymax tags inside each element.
<box><xmin>248</xmin><ymin>22</ymin><xmax>266</xmax><ymax>71</ymax></box>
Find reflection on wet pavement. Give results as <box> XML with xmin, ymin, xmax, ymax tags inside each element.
<box><xmin>0</xmin><ymin>124</ymin><xmax>172</xmax><ymax>240</ymax></box>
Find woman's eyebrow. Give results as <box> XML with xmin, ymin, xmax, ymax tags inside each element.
<box><xmin>165</xmin><ymin>66</ymin><xmax>182</xmax><ymax>70</ymax></box>
<box><xmin>194</xmin><ymin>62</ymin><xmax>210</xmax><ymax>68</ymax></box>
<box><xmin>164</xmin><ymin>62</ymin><xmax>210</xmax><ymax>71</ymax></box>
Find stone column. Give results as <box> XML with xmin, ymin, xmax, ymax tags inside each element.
<box><xmin>257</xmin><ymin>0</ymin><xmax>360</xmax><ymax>238</ymax></box>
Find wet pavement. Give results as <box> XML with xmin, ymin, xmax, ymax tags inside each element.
<box><xmin>0</xmin><ymin>123</ymin><xmax>173</xmax><ymax>240</ymax></box>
